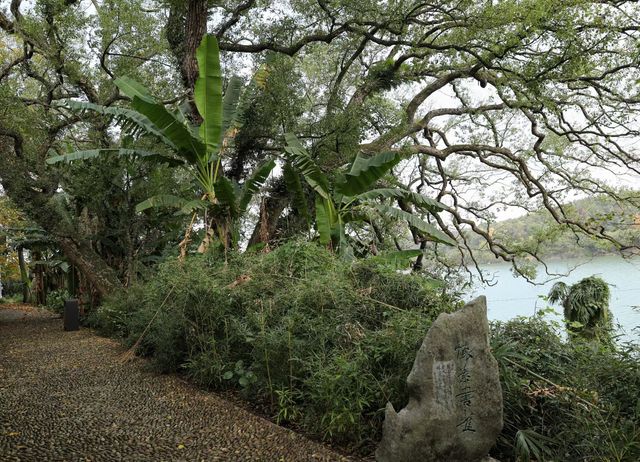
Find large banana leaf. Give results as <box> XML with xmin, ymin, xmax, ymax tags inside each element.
<box><xmin>372</xmin><ymin>204</ymin><xmax>456</xmax><ymax>245</ymax></box>
<box><xmin>115</xmin><ymin>77</ymin><xmax>205</xmax><ymax>163</ymax></box>
<box><xmin>284</xmin><ymin>133</ymin><xmax>331</xmax><ymax>199</ymax></box>
<box><xmin>283</xmin><ymin>162</ymin><xmax>310</xmax><ymax>228</ymax></box>
<box><xmin>136</xmin><ymin>194</ymin><xmax>188</xmax><ymax>212</ymax></box>
<box><xmin>46</xmin><ymin>148</ymin><xmax>161</xmax><ymax>164</ymax></box>
<box><xmin>130</xmin><ymin>96</ymin><xmax>205</xmax><ymax>163</ymax></box>
<box><xmin>61</xmin><ymin>100</ymin><xmax>178</xmax><ymax>148</ymax></box>
<box><xmin>239</xmin><ymin>159</ymin><xmax>276</xmax><ymax>213</ymax></box>
<box><xmin>336</xmin><ymin>224</ymin><xmax>353</xmax><ymax>260</ymax></box>
<box><xmin>315</xmin><ymin>197</ymin><xmax>335</xmax><ymax>246</ymax></box>
<box><xmin>195</xmin><ymin>34</ymin><xmax>223</xmax><ymax>156</ymax></box>
<box><xmin>335</xmin><ymin>151</ymin><xmax>400</xmax><ymax>196</ymax></box>
<box><xmin>180</xmin><ymin>199</ymin><xmax>208</xmax><ymax>215</ymax></box>
<box><xmin>222</xmin><ymin>76</ymin><xmax>244</xmax><ymax>136</ymax></box>
<box><xmin>356</xmin><ymin>188</ymin><xmax>447</xmax><ymax>213</ymax></box>
<box><xmin>113</xmin><ymin>76</ymin><xmax>157</xmax><ymax>103</ymax></box>
<box><xmin>213</xmin><ymin>176</ymin><xmax>239</xmax><ymax>217</ymax></box>
<box><xmin>372</xmin><ymin>249</ymin><xmax>423</xmax><ymax>269</ymax></box>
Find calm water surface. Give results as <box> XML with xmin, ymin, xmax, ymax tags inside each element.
<box><xmin>471</xmin><ymin>255</ymin><xmax>640</xmax><ymax>342</ymax></box>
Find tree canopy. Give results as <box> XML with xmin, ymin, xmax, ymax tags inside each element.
<box><xmin>1</xmin><ymin>0</ymin><xmax>640</xmax><ymax>294</ymax></box>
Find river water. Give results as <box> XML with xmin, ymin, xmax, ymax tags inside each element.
<box><xmin>470</xmin><ymin>255</ymin><xmax>640</xmax><ymax>342</ymax></box>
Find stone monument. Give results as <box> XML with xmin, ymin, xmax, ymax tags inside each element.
<box><xmin>376</xmin><ymin>296</ymin><xmax>503</xmax><ymax>462</ymax></box>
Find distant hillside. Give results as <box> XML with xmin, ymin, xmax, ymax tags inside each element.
<box><xmin>459</xmin><ymin>194</ymin><xmax>640</xmax><ymax>263</ymax></box>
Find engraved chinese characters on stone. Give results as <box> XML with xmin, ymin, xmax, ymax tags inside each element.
<box><xmin>433</xmin><ymin>360</ymin><xmax>455</xmax><ymax>412</ymax></box>
<box><xmin>377</xmin><ymin>296</ymin><xmax>503</xmax><ymax>462</ymax></box>
<box><xmin>455</xmin><ymin>342</ymin><xmax>476</xmax><ymax>433</ymax></box>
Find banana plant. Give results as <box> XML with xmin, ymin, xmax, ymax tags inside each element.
<box><xmin>48</xmin><ymin>34</ymin><xmax>274</xmax><ymax>254</ymax></box>
<box><xmin>283</xmin><ymin>133</ymin><xmax>456</xmax><ymax>257</ymax></box>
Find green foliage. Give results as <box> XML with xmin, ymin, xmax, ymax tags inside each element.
<box><xmin>46</xmin><ymin>288</ymin><xmax>70</xmax><ymax>315</ymax></box>
<box><xmin>548</xmin><ymin>276</ymin><xmax>613</xmax><ymax>343</ymax></box>
<box><xmin>491</xmin><ymin>315</ymin><xmax>640</xmax><ymax>462</ymax></box>
<box><xmin>48</xmin><ymin>34</ymin><xmax>274</xmax><ymax>251</ymax></box>
<box><xmin>283</xmin><ymin>134</ymin><xmax>454</xmax><ymax>254</ymax></box>
<box><xmin>0</xmin><ymin>294</ymin><xmax>23</xmax><ymax>304</ymax></box>
<box><xmin>194</xmin><ymin>34</ymin><xmax>223</xmax><ymax>156</ymax></box>
<box><xmin>91</xmin><ymin>247</ymin><xmax>640</xmax><ymax>459</ymax></box>
<box><xmin>114</xmin><ymin>75</ymin><xmax>206</xmax><ymax>164</ymax></box>
<box><xmin>90</xmin><ymin>241</ymin><xmax>458</xmax><ymax>449</ymax></box>
<box><xmin>46</xmin><ymin>148</ymin><xmax>173</xmax><ymax>165</ymax></box>
<box><xmin>336</xmin><ymin>151</ymin><xmax>400</xmax><ymax>197</ymax></box>
<box><xmin>458</xmin><ymin>194</ymin><xmax>640</xmax><ymax>266</ymax></box>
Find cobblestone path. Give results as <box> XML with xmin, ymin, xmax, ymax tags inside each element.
<box><xmin>0</xmin><ymin>304</ymin><xmax>356</xmax><ymax>462</ymax></box>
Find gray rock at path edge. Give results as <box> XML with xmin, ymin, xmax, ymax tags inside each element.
<box><xmin>376</xmin><ymin>296</ymin><xmax>503</xmax><ymax>462</ymax></box>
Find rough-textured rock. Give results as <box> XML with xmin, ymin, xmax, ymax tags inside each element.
<box><xmin>376</xmin><ymin>296</ymin><xmax>503</xmax><ymax>462</ymax></box>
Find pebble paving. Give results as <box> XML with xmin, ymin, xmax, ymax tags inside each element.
<box><xmin>0</xmin><ymin>304</ymin><xmax>357</xmax><ymax>462</ymax></box>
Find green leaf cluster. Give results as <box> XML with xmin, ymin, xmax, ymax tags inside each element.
<box><xmin>283</xmin><ymin>134</ymin><xmax>455</xmax><ymax>257</ymax></box>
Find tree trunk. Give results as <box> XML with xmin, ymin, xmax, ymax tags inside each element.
<box><xmin>57</xmin><ymin>237</ymin><xmax>121</xmax><ymax>299</ymax></box>
<box><xmin>17</xmin><ymin>245</ymin><xmax>30</xmax><ymax>303</ymax></box>
<box><xmin>32</xmin><ymin>250</ymin><xmax>45</xmax><ymax>305</ymax></box>
<box><xmin>167</xmin><ymin>0</ymin><xmax>208</xmax><ymax>123</ymax></box>
<box><xmin>247</xmin><ymin>193</ymin><xmax>289</xmax><ymax>248</ymax></box>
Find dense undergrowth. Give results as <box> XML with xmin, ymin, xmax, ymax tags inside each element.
<box><xmin>90</xmin><ymin>241</ymin><xmax>459</xmax><ymax>449</ymax></box>
<box><xmin>491</xmin><ymin>316</ymin><xmax>640</xmax><ymax>461</ymax></box>
<box><xmin>89</xmin><ymin>241</ymin><xmax>640</xmax><ymax>460</ymax></box>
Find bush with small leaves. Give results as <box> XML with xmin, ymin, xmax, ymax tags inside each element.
<box><xmin>91</xmin><ymin>241</ymin><xmax>457</xmax><ymax>451</ymax></box>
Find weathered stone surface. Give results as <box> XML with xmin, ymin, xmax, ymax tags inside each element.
<box><xmin>376</xmin><ymin>296</ymin><xmax>502</xmax><ymax>462</ymax></box>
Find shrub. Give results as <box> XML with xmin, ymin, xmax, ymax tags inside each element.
<box><xmin>1</xmin><ymin>279</ymin><xmax>25</xmax><ymax>298</ymax></box>
<box><xmin>91</xmin><ymin>242</ymin><xmax>639</xmax><ymax>459</ymax></box>
<box><xmin>491</xmin><ymin>315</ymin><xmax>640</xmax><ymax>462</ymax></box>
<box><xmin>46</xmin><ymin>288</ymin><xmax>70</xmax><ymax>315</ymax></box>
<box><xmin>91</xmin><ymin>241</ymin><xmax>458</xmax><ymax>450</ymax></box>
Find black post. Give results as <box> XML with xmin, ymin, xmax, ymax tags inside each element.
<box><xmin>63</xmin><ymin>299</ymin><xmax>80</xmax><ymax>331</ymax></box>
